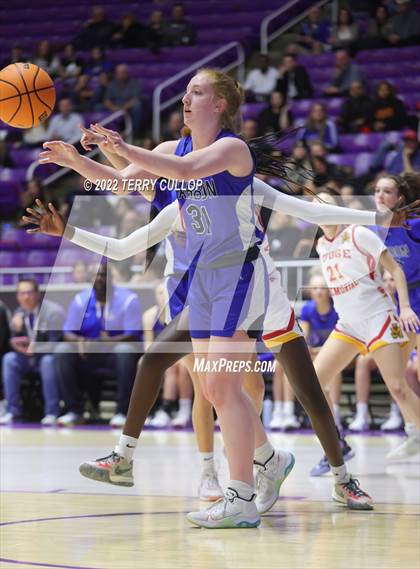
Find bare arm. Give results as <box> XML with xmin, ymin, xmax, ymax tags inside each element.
<box><xmin>380</xmin><ymin>250</ymin><xmax>420</xmax><ymax>333</ymax></box>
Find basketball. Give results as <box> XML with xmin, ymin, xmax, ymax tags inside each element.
<box><xmin>0</xmin><ymin>62</ymin><xmax>56</xmax><ymax>129</ymax></box>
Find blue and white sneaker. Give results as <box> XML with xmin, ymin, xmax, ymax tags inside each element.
<box><xmin>187</xmin><ymin>487</ymin><xmax>260</xmax><ymax>529</ymax></box>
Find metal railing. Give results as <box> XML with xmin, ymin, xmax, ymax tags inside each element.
<box><xmin>260</xmin><ymin>0</ymin><xmax>335</xmax><ymax>54</ymax></box>
<box><xmin>25</xmin><ymin>110</ymin><xmax>133</xmax><ymax>184</ymax></box>
<box><xmin>152</xmin><ymin>41</ymin><xmax>245</xmax><ymax>143</ymax></box>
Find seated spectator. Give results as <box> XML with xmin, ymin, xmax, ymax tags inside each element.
<box><xmin>388</xmin><ymin>0</ymin><xmax>420</xmax><ymax>46</ymax></box>
<box><xmin>308</xmin><ymin>141</ymin><xmax>348</xmax><ymax>185</ymax></box>
<box><xmin>244</xmin><ymin>54</ymin><xmax>279</xmax><ymax>102</ymax></box>
<box><xmin>72</xmin><ymin>75</ymin><xmax>95</xmax><ymax>113</ymax></box>
<box><xmin>298</xmin><ymin>7</ymin><xmax>331</xmax><ymax>53</ymax></box>
<box><xmin>32</xmin><ymin>39</ymin><xmax>61</xmax><ymax>78</ymax></box>
<box><xmin>162</xmin><ymin>110</ymin><xmax>184</xmax><ymax>141</ymax></box>
<box><xmin>60</xmin><ymin>43</ymin><xmax>84</xmax><ymax>79</ymax></box>
<box><xmin>370</xmin><ymin>129</ymin><xmax>420</xmax><ymax>175</ymax></box>
<box><xmin>112</xmin><ymin>13</ymin><xmax>147</xmax><ymax>48</ymax></box>
<box><xmin>74</xmin><ymin>6</ymin><xmax>116</xmax><ymax>50</ymax></box>
<box><xmin>85</xmin><ymin>47</ymin><xmax>113</xmax><ymax>78</ymax></box>
<box><xmin>22</xmin><ymin>120</ymin><xmax>51</xmax><ymax>147</ymax></box>
<box><xmin>363</xmin><ymin>4</ymin><xmax>393</xmax><ymax>49</ymax></box>
<box><xmin>165</xmin><ymin>3</ymin><xmax>196</xmax><ymax>46</ymax></box>
<box><xmin>0</xmin><ymin>279</ymin><xmax>64</xmax><ymax>425</ymax></box>
<box><xmin>241</xmin><ymin>119</ymin><xmax>258</xmax><ymax>140</ymax></box>
<box><xmin>286</xmin><ymin>141</ymin><xmax>312</xmax><ymax>190</ymax></box>
<box><xmin>2</xmin><ymin>44</ymin><xmax>27</xmax><ymax>67</ymax></box>
<box><xmin>372</xmin><ymin>81</ymin><xmax>408</xmax><ymax>132</ymax></box>
<box><xmin>54</xmin><ymin>263</ymin><xmax>141</xmax><ymax>427</ymax></box>
<box><xmin>257</xmin><ymin>91</ymin><xmax>292</xmax><ymax>135</ymax></box>
<box><xmin>338</xmin><ymin>81</ymin><xmax>374</xmax><ymax>133</ymax></box>
<box><xmin>72</xmin><ymin>261</ymin><xmax>89</xmax><ymax>283</ymax></box>
<box><xmin>328</xmin><ymin>7</ymin><xmax>359</xmax><ymax>52</ymax></box>
<box><xmin>0</xmin><ymin>141</ymin><xmax>14</xmax><ymax>167</ymax></box>
<box><xmin>19</xmin><ymin>177</ymin><xmax>45</xmax><ymax>213</ymax></box>
<box><xmin>266</xmin><ymin>212</ymin><xmax>302</xmax><ymax>259</ymax></box>
<box><xmin>47</xmin><ymin>98</ymin><xmax>84</xmax><ymax>143</ymax></box>
<box><xmin>92</xmin><ymin>71</ymin><xmax>110</xmax><ymax>111</ymax></box>
<box><xmin>323</xmin><ymin>49</ymin><xmax>364</xmax><ymax>97</ymax></box>
<box><xmin>276</xmin><ymin>54</ymin><xmax>313</xmax><ymax>100</ymax></box>
<box><xmin>298</xmin><ymin>103</ymin><xmax>339</xmax><ymax>151</ymax></box>
<box><xmin>146</xmin><ymin>10</ymin><xmax>168</xmax><ymax>52</ymax></box>
<box><xmin>104</xmin><ymin>64</ymin><xmax>142</xmax><ymax>138</ymax></box>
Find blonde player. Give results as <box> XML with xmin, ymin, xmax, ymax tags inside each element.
<box><xmin>310</xmin><ymin>193</ymin><xmax>420</xmax><ymax>473</ymax></box>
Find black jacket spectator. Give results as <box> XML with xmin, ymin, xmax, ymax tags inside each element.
<box><xmin>257</xmin><ymin>91</ymin><xmax>293</xmax><ymax>135</ymax></box>
<box><xmin>372</xmin><ymin>81</ymin><xmax>408</xmax><ymax>132</ymax></box>
<box><xmin>146</xmin><ymin>10</ymin><xmax>168</xmax><ymax>52</ymax></box>
<box><xmin>112</xmin><ymin>13</ymin><xmax>147</xmax><ymax>48</ymax></box>
<box><xmin>338</xmin><ymin>81</ymin><xmax>374</xmax><ymax>133</ymax></box>
<box><xmin>75</xmin><ymin>6</ymin><xmax>116</xmax><ymax>49</ymax></box>
<box><xmin>60</xmin><ymin>43</ymin><xmax>84</xmax><ymax>79</ymax></box>
<box><xmin>388</xmin><ymin>0</ymin><xmax>420</xmax><ymax>45</ymax></box>
<box><xmin>165</xmin><ymin>3</ymin><xmax>196</xmax><ymax>46</ymax></box>
<box><xmin>2</xmin><ymin>44</ymin><xmax>27</xmax><ymax>67</ymax></box>
<box><xmin>276</xmin><ymin>54</ymin><xmax>313</xmax><ymax>100</ymax></box>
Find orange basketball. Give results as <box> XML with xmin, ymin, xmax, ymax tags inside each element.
<box><xmin>0</xmin><ymin>62</ymin><xmax>56</xmax><ymax>129</ymax></box>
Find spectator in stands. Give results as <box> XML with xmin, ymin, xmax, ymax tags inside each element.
<box><xmin>19</xmin><ymin>178</ymin><xmax>45</xmax><ymax>213</ymax></box>
<box><xmin>0</xmin><ymin>279</ymin><xmax>64</xmax><ymax>425</ymax></box>
<box><xmin>298</xmin><ymin>7</ymin><xmax>331</xmax><ymax>53</ymax></box>
<box><xmin>388</xmin><ymin>0</ymin><xmax>420</xmax><ymax>46</ymax></box>
<box><xmin>2</xmin><ymin>44</ymin><xmax>27</xmax><ymax>67</ymax></box>
<box><xmin>266</xmin><ymin>212</ymin><xmax>302</xmax><ymax>259</ymax></box>
<box><xmin>60</xmin><ymin>43</ymin><xmax>84</xmax><ymax>80</ymax></box>
<box><xmin>74</xmin><ymin>6</ymin><xmax>116</xmax><ymax>50</ymax></box>
<box><xmin>47</xmin><ymin>98</ymin><xmax>84</xmax><ymax>143</ymax></box>
<box><xmin>72</xmin><ymin>75</ymin><xmax>95</xmax><ymax>113</ymax></box>
<box><xmin>141</xmin><ymin>137</ymin><xmax>156</xmax><ymax>150</ymax></box>
<box><xmin>287</xmin><ymin>141</ymin><xmax>311</xmax><ymax>189</ymax></box>
<box><xmin>22</xmin><ymin>120</ymin><xmax>51</xmax><ymax>148</ymax></box>
<box><xmin>72</xmin><ymin>261</ymin><xmax>88</xmax><ymax>284</ymax></box>
<box><xmin>257</xmin><ymin>91</ymin><xmax>292</xmax><ymax>135</ymax></box>
<box><xmin>328</xmin><ymin>7</ymin><xmax>359</xmax><ymax>53</ymax></box>
<box><xmin>298</xmin><ymin>103</ymin><xmax>339</xmax><ymax>151</ymax></box>
<box><xmin>370</xmin><ymin>129</ymin><xmax>420</xmax><ymax>175</ymax></box>
<box><xmin>276</xmin><ymin>54</ymin><xmax>313</xmax><ymax>100</ymax></box>
<box><xmin>85</xmin><ymin>47</ymin><xmax>113</xmax><ymax>78</ymax></box>
<box><xmin>363</xmin><ymin>4</ymin><xmax>393</xmax><ymax>49</ymax></box>
<box><xmin>244</xmin><ymin>54</ymin><xmax>279</xmax><ymax>102</ymax></box>
<box><xmin>372</xmin><ymin>80</ymin><xmax>408</xmax><ymax>132</ymax></box>
<box><xmin>323</xmin><ymin>49</ymin><xmax>364</xmax><ymax>97</ymax></box>
<box><xmin>104</xmin><ymin>64</ymin><xmax>142</xmax><ymax>138</ymax></box>
<box><xmin>112</xmin><ymin>13</ymin><xmax>146</xmax><ymax>48</ymax></box>
<box><xmin>54</xmin><ymin>263</ymin><xmax>141</xmax><ymax>427</ymax></box>
<box><xmin>92</xmin><ymin>72</ymin><xmax>110</xmax><ymax>111</ymax></box>
<box><xmin>338</xmin><ymin>81</ymin><xmax>374</xmax><ymax>133</ymax></box>
<box><xmin>308</xmin><ymin>140</ymin><xmax>348</xmax><ymax>186</ymax></box>
<box><xmin>0</xmin><ymin>141</ymin><xmax>14</xmax><ymax>168</ymax></box>
<box><xmin>32</xmin><ymin>39</ymin><xmax>61</xmax><ymax>78</ymax></box>
<box><xmin>165</xmin><ymin>3</ymin><xmax>196</xmax><ymax>46</ymax></box>
<box><xmin>162</xmin><ymin>110</ymin><xmax>184</xmax><ymax>141</ymax></box>
<box><xmin>146</xmin><ymin>10</ymin><xmax>168</xmax><ymax>52</ymax></box>
<box><xmin>0</xmin><ymin>302</ymin><xmax>10</xmax><ymax>393</ymax></box>
<box><xmin>241</xmin><ymin>119</ymin><xmax>258</xmax><ymax>140</ymax></box>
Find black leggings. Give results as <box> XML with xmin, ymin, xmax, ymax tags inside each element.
<box><xmin>123</xmin><ymin>310</ymin><xmax>343</xmax><ymax>467</ymax></box>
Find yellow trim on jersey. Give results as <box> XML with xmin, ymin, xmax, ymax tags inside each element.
<box><xmin>263</xmin><ymin>330</ymin><xmax>301</xmax><ymax>348</ymax></box>
<box><xmin>369</xmin><ymin>339</ymin><xmax>408</xmax><ymax>353</ymax></box>
<box><xmin>330</xmin><ymin>330</ymin><xmax>368</xmax><ymax>355</ymax></box>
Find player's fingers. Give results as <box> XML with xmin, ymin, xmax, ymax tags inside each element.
<box><xmin>27</xmin><ymin>228</ymin><xmax>41</xmax><ymax>234</ymax></box>
<box><xmin>35</xmin><ymin>199</ymin><xmax>48</xmax><ymax>214</ymax></box>
<box><xmin>48</xmin><ymin>202</ymin><xmax>58</xmax><ymax>215</ymax></box>
<box><xmin>22</xmin><ymin>215</ymin><xmax>40</xmax><ymax>225</ymax></box>
<box><xmin>92</xmin><ymin>123</ymin><xmax>115</xmax><ymax>135</ymax></box>
<box><xmin>26</xmin><ymin>207</ymin><xmax>41</xmax><ymax>219</ymax></box>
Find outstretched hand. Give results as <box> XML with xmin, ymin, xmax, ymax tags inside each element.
<box><xmin>377</xmin><ymin>197</ymin><xmax>420</xmax><ymax>228</ymax></box>
<box><xmin>22</xmin><ymin>199</ymin><xmax>66</xmax><ymax>236</ymax></box>
<box><xmin>80</xmin><ymin>125</ymin><xmax>107</xmax><ymax>151</ymax></box>
<box><xmin>90</xmin><ymin>123</ymin><xmax>130</xmax><ymax>158</ymax></box>
<box><xmin>39</xmin><ymin>141</ymin><xmax>80</xmax><ymax>168</ymax></box>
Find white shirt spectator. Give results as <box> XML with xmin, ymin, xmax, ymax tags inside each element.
<box><xmin>244</xmin><ymin>67</ymin><xmax>279</xmax><ymax>97</ymax></box>
<box><xmin>47</xmin><ymin>112</ymin><xmax>84</xmax><ymax>143</ymax></box>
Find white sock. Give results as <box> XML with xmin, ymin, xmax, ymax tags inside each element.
<box><xmin>356</xmin><ymin>402</ymin><xmax>368</xmax><ymax>416</ymax></box>
<box><xmin>178</xmin><ymin>398</ymin><xmax>191</xmax><ymax>413</ymax></box>
<box><xmin>333</xmin><ymin>404</ymin><xmax>341</xmax><ymax>426</ymax></box>
<box><xmin>116</xmin><ymin>434</ymin><xmax>137</xmax><ymax>462</ymax></box>
<box><xmin>284</xmin><ymin>401</ymin><xmax>295</xmax><ymax>416</ymax></box>
<box><xmin>200</xmin><ymin>452</ymin><xmax>215</xmax><ymax>473</ymax></box>
<box><xmin>390</xmin><ymin>402</ymin><xmax>400</xmax><ymax>416</ymax></box>
<box><xmin>228</xmin><ymin>479</ymin><xmax>255</xmax><ymax>500</ymax></box>
<box><xmin>273</xmin><ymin>401</ymin><xmax>283</xmax><ymax>415</ymax></box>
<box><xmin>331</xmin><ymin>464</ymin><xmax>350</xmax><ymax>484</ymax></box>
<box><xmin>254</xmin><ymin>440</ymin><xmax>274</xmax><ymax>465</ymax></box>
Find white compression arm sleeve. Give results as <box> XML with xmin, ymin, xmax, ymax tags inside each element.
<box><xmin>66</xmin><ymin>201</ymin><xmax>179</xmax><ymax>260</ymax></box>
<box><xmin>252</xmin><ymin>178</ymin><xmax>379</xmax><ymax>226</ymax></box>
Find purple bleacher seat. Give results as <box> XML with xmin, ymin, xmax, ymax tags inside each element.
<box><xmin>26</xmin><ymin>250</ymin><xmax>57</xmax><ymax>267</ymax></box>
<box><xmin>241</xmin><ymin>102</ymin><xmax>268</xmax><ymax>121</ymax></box>
<box><xmin>9</xmin><ymin>148</ymin><xmax>41</xmax><ymax>168</ymax></box>
<box><xmin>0</xmin><ymin>251</ymin><xmax>27</xmax><ymax>267</ymax></box>
<box><xmin>0</xmin><ymin>168</ymin><xmax>26</xmax><ymax>182</ymax></box>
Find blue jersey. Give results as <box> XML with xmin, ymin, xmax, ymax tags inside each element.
<box><xmin>299</xmin><ymin>300</ymin><xmax>338</xmax><ymax>347</ymax></box>
<box><xmin>384</xmin><ymin>220</ymin><xmax>420</xmax><ymax>287</ymax></box>
<box><xmin>176</xmin><ymin>130</ymin><xmax>258</xmax><ymax>266</ymax></box>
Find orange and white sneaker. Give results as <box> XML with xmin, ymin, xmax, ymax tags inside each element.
<box><xmin>333</xmin><ymin>476</ymin><xmax>373</xmax><ymax>510</ymax></box>
<box><xmin>79</xmin><ymin>451</ymin><xmax>134</xmax><ymax>487</ymax></box>
<box><xmin>198</xmin><ymin>471</ymin><xmax>224</xmax><ymax>501</ymax></box>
